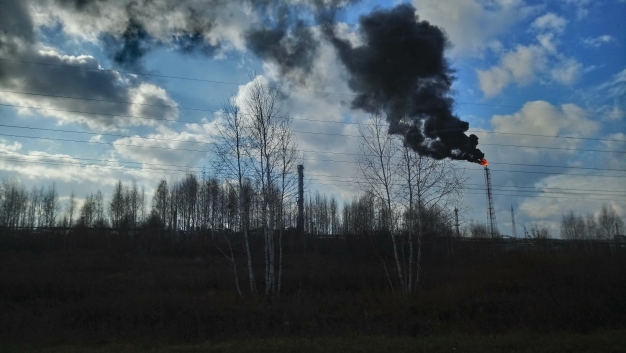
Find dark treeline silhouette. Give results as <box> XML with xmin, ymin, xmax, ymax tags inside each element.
<box><xmin>2</xmin><ymin>179</ymin><xmax>626</xmax><ymax>346</ymax></box>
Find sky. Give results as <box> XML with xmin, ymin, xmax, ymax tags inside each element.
<box><xmin>0</xmin><ymin>0</ymin><xmax>624</xmax><ymax>237</ymax></box>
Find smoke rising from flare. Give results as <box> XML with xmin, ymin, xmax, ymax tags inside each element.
<box><xmin>323</xmin><ymin>4</ymin><xmax>485</xmax><ymax>164</ymax></box>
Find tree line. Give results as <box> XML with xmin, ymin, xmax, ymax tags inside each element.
<box><xmin>2</xmin><ymin>77</ymin><xmax>623</xmax><ymax>297</ymax></box>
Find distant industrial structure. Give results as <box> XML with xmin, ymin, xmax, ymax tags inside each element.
<box><xmin>484</xmin><ymin>165</ymin><xmax>498</xmax><ymax>238</ymax></box>
<box><xmin>511</xmin><ymin>205</ymin><xmax>518</xmax><ymax>238</ymax></box>
<box><xmin>297</xmin><ymin>164</ymin><xmax>304</xmax><ymax>234</ymax></box>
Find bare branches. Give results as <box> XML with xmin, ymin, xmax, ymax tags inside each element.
<box><xmin>355</xmin><ymin>112</ymin><xmax>466</xmax><ymax>293</ymax></box>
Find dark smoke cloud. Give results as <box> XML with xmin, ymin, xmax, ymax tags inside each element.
<box><xmin>52</xmin><ymin>0</ymin><xmax>223</xmax><ymax>70</ymax></box>
<box><xmin>52</xmin><ymin>0</ymin><xmax>349</xmax><ymax>78</ymax></box>
<box><xmin>324</xmin><ymin>4</ymin><xmax>484</xmax><ymax>163</ymax></box>
<box><xmin>101</xmin><ymin>19</ymin><xmax>152</xmax><ymax>71</ymax></box>
<box><xmin>243</xmin><ymin>0</ymin><xmax>359</xmax><ymax>81</ymax></box>
<box><xmin>2</xmin><ymin>1</ymin><xmax>483</xmax><ymax>162</ymax></box>
<box><xmin>246</xmin><ymin>19</ymin><xmax>319</xmax><ymax>82</ymax></box>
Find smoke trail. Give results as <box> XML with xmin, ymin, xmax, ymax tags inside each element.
<box><xmin>323</xmin><ymin>4</ymin><xmax>484</xmax><ymax>163</ymax></box>
<box><xmin>245</xmin><ymin>2</ymin><xmax>320</xmax><ymax>83</ymax></box>
<box><xmin>55</xmin><ymin>0</ymin><xmax>326</xmax><ymax>75</ymax></box>
<box><xmin>13</xmin><ymin>1</ymin><xmax>484</xmax><ymax>162</ymax></box>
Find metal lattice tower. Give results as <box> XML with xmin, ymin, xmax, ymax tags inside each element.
<box><xmin>511</xmin><ymin>204</ymin><xmax>518</xmax><ymax>238</ymax></box>
<box><xmin>484</xmin><ymin>166</ymin><xmax>498</xmax><ymax>238</ymax></box>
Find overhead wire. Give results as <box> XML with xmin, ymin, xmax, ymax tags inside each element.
<box><xmin>0</xmin><ymin>123</ymin><xmax>624</xmax><ymax>156</ymax></box>
<box><xmin>2</xmin><ymin>151</ymin><xmax>624</xmax><ymax>197</ymax></box>
<box><xmin>1</xmin><ymin>57</ymin><xmax>624</xmax><ymax>120</ymax></box>
<box><xmin>1</xmin><ymin>59</ymin><xmax>625</xmax><ymax>204</ymax></box>
<box><xmin>2</xmin><ymin>156</ymin><xmax>624</xmax><ymax>202</ymax></box>
<box><xmin>1</xmin><ymin>123</ymin><xmax>625</xmax><ymax>169</ymax></box>
<box><xmin>1</xmin><ymin>99</ymin><xmax>625</xmax><ymax>146</ymax></box>
<box><xmin>0</xmin><ymin>132</ymin><xmax>625</xmax><ymax>179</ymax></box>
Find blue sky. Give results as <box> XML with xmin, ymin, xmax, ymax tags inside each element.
<box><xmin>0</xmin><ymin>0</ymin><xmax>624</xmax><ymax>236</ymax></box>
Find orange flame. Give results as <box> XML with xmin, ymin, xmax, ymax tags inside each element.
<box><xmin>479</xmin><ymin>158</ymin><xmax>488</xmax><ymax>166</ymax></box>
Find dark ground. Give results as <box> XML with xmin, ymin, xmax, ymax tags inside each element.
<box><xmin>1</xmin><ymin>234</ymin><xmax>625</xmax><ymax>351</ymax></box>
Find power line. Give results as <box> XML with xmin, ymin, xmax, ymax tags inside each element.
<box><xmin>2</xmin><ymin>57</ymin><xmax>624</xmax><ymax>120</ymax></box>
<box><xmin>3</xmin><ymin>151</ymin><xmax>625</xmax><ymax>196</ymax></box>
<box><xmin>3</xmin><ymin>156</ymin><xmax>623</xmax><ymax>202</ymax></box>
<box><xmin>1</xmin><ymin>132</ymin><xmax>624</xmax><ymax>177</ymax></box>
<box><xmin>303</xmin><ymin>176</ymin><xmax>625</xmax><ymax>196</ymax></box>
<box><xmin>464</xmin><ymin>183</ymin><xmax>626</xmax><ymax>195</ymax></box>
<box><xmin>2</xmin><ymin>101</ymin><xmax>624</xmax><ymax>144</ymax></box>
<box><xmin>301</xmin><ymin>173</ymin><xmax>626</xmax><ymax>195</ymax></box>
<box><xmin>1</xmin><ymin>123</ymin><xmax>625</xmax><ymax>170</ymax></box>
<box><xmin>310</xmin><ymin>180</ymin><xmax>625</xmax><ymax>201</ymax></box>
<box><xmin>0</xmin><ymin>156</ymin><xmax>193</xmax><ymax>177</ymax></box>
<box><xmin>0</xmin><ymin>151</ymin><xmax>206</xmax><ymax>171</ymax></box>
<box><xmin>0</xmin><ymin>121</ymin><xmax>623</xmax><ymax>156</ymax></box>
<box><xmin>0</xmin><ymin>57</ymin><xmax>244</xmax><ymax>86</ymax></box>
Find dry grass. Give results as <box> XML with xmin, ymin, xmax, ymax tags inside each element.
<box><xmin>0</xmin><ymin>238</ymin><xmax>625</xmax><ymax>346</ymax></box>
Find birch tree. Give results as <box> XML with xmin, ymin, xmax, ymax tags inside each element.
<box><xmin>398</xmin><ymin>147</ymin><xmax>464</xmax><ymax>292</ymax></box>
<box><xmin>244</xmin><ymin>77</ymin><xmax>296</xmax><ymax>297</ymax></box>
<box><xmin>356</xmin><ymin>113</ymin><xmax>464</xmax><ymax>293</ymax></box>
<box><xmin>356</xmin><ymin>112</ymin><xmax>404</xmax><ymax>290</ymax></box>
<box><xmin>214</xmin><ymin>99</ymin><xmax>257</xmax><ymax>295</ymax></box>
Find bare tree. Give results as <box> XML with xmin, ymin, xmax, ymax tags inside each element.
<box><xmin>356</xmin><ymin>112</ymin><xmax>404</xmax><ymax>290</ymax></box>
<box><xmin>330</xmin><ymin>196</ymin><xmax>338</xmax><ymax>237</ymax></box>
<box><xmin>78</xmin><ymin>193</ymin><xmax>96</xmax><ymax>227</ymax></box>
<box><xmin>110</xmin><ymin>180</ymin><xmax>125</xmax><ymax>229</ymax></box>
<box><xmin>243</xmin><ymin>77</ymin><xmax>295</xmax><ymax>297</ymax></box>
<box><xmin>66</xmin><ymin>192</ymin><xmax>76</xmax><ymax>228</ymax></box>
<box><xmin>275</xmin><ymin>120</ymin><xmax>298</xmax><ymax>297</ymax></box>
<box><xmin>399</xmin><ymin>149</ymin><xmax>464</xmax><ymax>292</ymax></box>
<box><xmin>41</xmin><ymin>184</ymin><xmax>59</xmax><ymax>228</ymax></box>
<box><xmin>469</xmin><ymin>221</ymin><xmax>490</xmax><ymax>239</ymax></box>
<box><xmin>598</xmin><ymin>204</ymin><xmax>623</xmax><ymax>240</ymax></box>
<box><xmin>355</xmin><ymin>113</ymin><xmax>464</xmax><ymax>293</ymax></box>
<box><xmin>561</xmin><ymin>211</ymin><xmax>585</xmax><ymax>240</ymax></box>
<box><xmin>0</xmin><ymin>179</ymin><xmax>29</xmax><ymax>229</ymax></box>
<box><xmin>214</xmin><ymin>99</ymin><xmax>257</xmax><ymax>295</ymax></box>
<box><xmin>585</xmin><ymin>212</ymin><xmax>598</xmax><ymax>240</ymax></box>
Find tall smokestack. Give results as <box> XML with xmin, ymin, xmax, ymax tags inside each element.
<box><xmin>297</xmin><ymin>164</ymin><xmax>304</xmax><ymax>234</ymax></box>
<box><xmin>511</xmin><ymin>204</ymin><xmax>518</xmax><ymax>238</ymax></box>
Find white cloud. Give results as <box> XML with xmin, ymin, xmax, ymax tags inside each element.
<box><xmin>520</xmin><ymin>174</ymin><xmax>626</xmax><ymax>222</ymax></box>
<box><xmin>460</xmin><ymin>100</ymin><xmax>622</xmax><ymax>237</ymax></box>
<box><xmin>596</xmin><ymin>68</ymin><xmax>626</xmax><ymax>100</ymax></box>
<box><xmin>476</xmin><ymin>44</ymin><xmax>546</xmax><ymax>97</ymax></box>
<box><xmin>112</xmin><ymin>121</ymin><xmax>220</xmax><ymax>170</ymax></box>
<box><xmin>582</xmin><ymin>35</ymin><xmax>614</xmax><ymax>47</ymax></box>
<box><xmin>606</xmin><ymin>103</ymin><xmax>625</xmax><ymax>121</ymax></box>
<box><xmin>600</xmin><ymin>133</ymin><xmax>626</xmax><ymax>157</ymax></box>
<box><xmin>564</xmin><ymin>0</ymin><xmax>592</xmax><ymax>19</ymax></box>
<box><xmin>491</xmin><ymin>101</ymin><xmax>600</xmax><ymax>140</ymax></box>
<box><xmin>0</xmin><ymin>48</ymin><xmax>178</xmax><ymax>131</ymax></box>
<box><xmin>551</xmin><ymin>57</ymin><xmax>582</xmax><ymax>85</ymax></box>
<box><xmin>0</xmin><ymin>140</ymin><xmax>144</xmax><ymax>186</ymax></box>
<box><xmin>536</xmin><ymin>32</ymin><xmax>558</xmax><ymax>53</ymax></box>
<box><xmin>531</xmin><ymin>13</ymin><xmax>567</xmax><ymax>33</ymax></box>
<box><xmin>412</xmin><ymin>0</ymin><xmax>535</xmax><ymax>56</ymax></box>
<box><xmin>476</xmin><ymin>10</ymin><xmax>583</xmax><ymax>97</ymax></box>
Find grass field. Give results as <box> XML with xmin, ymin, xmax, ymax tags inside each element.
<box><xmin>1</xmin><ymin>237</ymin><xmax>625</xmax><ymax>351</ymax></box>
<box><xmin>5</xmin><ymin>331</ymin><xmax>626</xmax><ymax>353</ymax></box>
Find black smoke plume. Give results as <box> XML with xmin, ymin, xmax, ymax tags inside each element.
<box><xmin>324</xmin><ymin>4</ymin><xmax>484</xmax><ymax>163</ymax></box>
<box><xmin>101</xmin><ymin>19</ymin><xmax>152</xmax><ymax>71</ymax></box>
<box><xmin>9</xmin><ymin>1</ymin><xmax>483</xmax><ymax>163</ymax></box>
<box><xmin>246</xmin><ymin>19</ymin><xmax>319</xmax><ymax>83</ymax></box>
